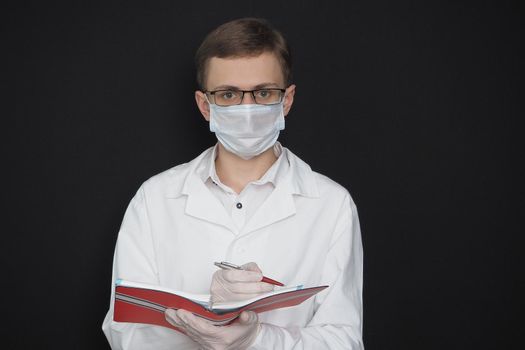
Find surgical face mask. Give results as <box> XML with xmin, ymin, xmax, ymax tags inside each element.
<box><xmin>208</xmin><ymin>101</ymin><xmax>285</xmax><ymax>160</ymax></box>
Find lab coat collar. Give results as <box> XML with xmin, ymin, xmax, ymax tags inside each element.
<box><xmin>165</xmin><ymin>145</ymin><xmax>319</xmax><ymax>234</ymax></box>
<box><xmin>283</xmin><ymin>147</ymin><xmax>320</xmax><ymax>198</ymax></box>
<box><xmin>165</xmin><ymin>148</ymin><xmax>237</xmax><ymax>232</ymax></box>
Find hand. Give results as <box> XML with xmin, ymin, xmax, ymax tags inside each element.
<box><xmin>165</xmin><ymin>309</ymin><xmax>260</xmax><ymax>350</ymax></box>
<box><xmin>210</xmin><ymin>262</ymin><xmax>274</xmax><ymax>304</ymax></box>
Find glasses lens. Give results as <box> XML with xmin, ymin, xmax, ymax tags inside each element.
<box><xmin>214</xmin><ymin>90</ymin><xmax>242</xmax><ymax>106</ymax></box>
<box><xmin>254</xmin><ymin>89</ymin><xmax>283</xmax><ymax>105</ymax></box>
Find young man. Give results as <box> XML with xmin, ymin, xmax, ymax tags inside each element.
<box><xmin>102</xmin><ymin>18</ymin><xmax>364</xmax><ymax>349</ymax></box>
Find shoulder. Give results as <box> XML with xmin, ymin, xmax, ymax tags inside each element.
<box><xmin>314</xmin><ymin>171</ymin><xmax>351</xmax><ymax>199</ymax></box>
<box><xmin>137</xmin><ymin>147</ymin><xmax>214</xmax><ymax>198</ymax></box>
<box><xmin>285</xmin><ymin>147</ymin><xmax>357</xmax><ymax>209</ymax></box>
<box><xmin>313</xmin><ymin>171</ymin><xmax>358</xmax><ymax>216</ymax></box>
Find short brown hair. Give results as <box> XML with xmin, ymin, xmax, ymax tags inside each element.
<box><xmin>195</xmin><ymin>18</ymin><xmax>292</xmax><ymax>90</ymax></box>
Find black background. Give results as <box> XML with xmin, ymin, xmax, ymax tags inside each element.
<box><xmin>3</xmin><ymin>1</ymin><xmax>522</xmax><ymax>349</ymax></box>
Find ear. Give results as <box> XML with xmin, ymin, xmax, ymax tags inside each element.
<box><xmin>283</xmin><ymin>84</ymin><xmax>296</xmax><ymax>117</ymax></box>
<box><xmin>195</xmin><ymin>90</ymin><xmax>210</xmax><ymax>121</ymax></box>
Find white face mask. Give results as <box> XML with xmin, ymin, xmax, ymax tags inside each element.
<box><xmin>208</xmin><ymin>102</ymin><xmax>285</xmax><ymax>160</ymax></box>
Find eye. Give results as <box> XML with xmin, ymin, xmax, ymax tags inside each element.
<box><xmin>255</xmin><ymin>89</ymin><xmax>271</xmax><ymax>99</ymax></box>
<box><xmin>218</xmin><ymin>90</ymin><xmax>238</xmax><ymax>100</ymax></box>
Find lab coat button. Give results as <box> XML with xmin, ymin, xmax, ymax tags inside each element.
<box><xmin>236</xmin><ymin>202</ymin><xmax>243</xmax><ymax>209</ymax></box>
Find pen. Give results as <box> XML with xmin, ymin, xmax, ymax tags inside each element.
<box><xmin>214</xmin><ymin>261</ymin><xmax>285</xmax><ymax>287</ymax></box>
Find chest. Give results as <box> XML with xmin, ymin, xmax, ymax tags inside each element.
<box><xmin>148</xmin><ymin>196</ymin><xmax>338</xmax><ymax>294</ymax></box>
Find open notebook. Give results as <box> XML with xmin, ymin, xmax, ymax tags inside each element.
<box><xmin>114</xmin><ymin>279</ymin><xmax>328</xmax><ymax>328</ymax></box>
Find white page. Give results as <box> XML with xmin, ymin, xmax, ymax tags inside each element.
<box><xmin>116</xmin><ymin>279</ymin><xmax>211</xmax><ymax>305</ymax></box>
<box><xmin>116</xmin><ymin>279</ymin><xmax>305</xmax><ymax>310</ymax></box>
<box><xmin>210</xmin><ymin>285</ymin><xmax>304</xmax><ymax>310</ymax></box>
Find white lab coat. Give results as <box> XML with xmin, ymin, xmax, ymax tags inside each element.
<box><xmin>102</xmin><ymin>146</ymin><xmax>364</xmax><ymax>349</ymax></box>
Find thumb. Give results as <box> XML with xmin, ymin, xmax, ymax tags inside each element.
<box><xmin>241</xmin><ymin>262</ymin><xmax>262</xmax><ymax>273</ymax></box>
<box><xmin>238</xmin><ymin>311</ymin><xmax>258</xmax><ymax>325</ymax></box>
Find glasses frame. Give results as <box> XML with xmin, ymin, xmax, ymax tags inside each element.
<box><xmin>204</xmin><ymin>88</ymin><xmax>286</xmax><ymax>106</ymax></box>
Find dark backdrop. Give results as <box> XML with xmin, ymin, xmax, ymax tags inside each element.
<box><xmin>3</xmin><ymin>1</ymin><xmax>522</xmax><ymax>349</ymax></box>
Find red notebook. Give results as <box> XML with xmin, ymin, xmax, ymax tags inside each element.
<box><xmin>113</xmin><ymin>279</ymin><xmax>328</xmax><ymax>330</ymax></box>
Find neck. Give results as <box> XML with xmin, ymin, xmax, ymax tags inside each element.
<box><xmin>215</xmin><ymin>143</ymin><xmax>278</xmax><ymax>194</ymax></box>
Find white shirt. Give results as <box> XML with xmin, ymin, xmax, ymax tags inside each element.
<box><xmin>102</xmin><ymin>145</ymin><xmax>364</xmax><ymax>349</ymax></box>
<box><xmin>201</xmin><ymin>142</ymin><xmax>289</xmax><ymax>230</ymax></box>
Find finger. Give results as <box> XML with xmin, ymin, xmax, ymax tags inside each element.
<box><xmin>222</xmin><ymin>269</ymin><xmax>262</xmax><ymax>283</ymax></box>
<box><xmin>241</xmin><ymin>262</ymin><xmax>262</xmax><ymax>273</ymax></box>
<box><xmin>177</xmin><ymin>309</ymin><xmax>218</xmax><ymax>335</ymax></box>
<box><xmin>165</xmin><ymin>308</ymin><xmax>182</xmax><ymax>326</ymax></box>
<box><xmin>176</xmin><ymin>308</ymin><xmax>192</xmax><ymax>323</ymax></box>
<box><xmin>238</xmin><ymin>311</ymin><xmax>258</xmax><ymax>325</ymax></box>
<box><xmin>229</xmin><ymin>281</ymin><xmax>275</xmax><ymax>294</ymax></box>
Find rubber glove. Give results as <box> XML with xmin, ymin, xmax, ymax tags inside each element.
<box><xmin>210</xmin><ymin>262</ymin><xmax>274</xmax><ymax>304</ymax></box>
<box><xmin>165</xmin><ymin>308</ymin><xmax>260</xmax><ymax>350</ymax></box>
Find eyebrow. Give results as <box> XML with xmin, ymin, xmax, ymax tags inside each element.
<box><xmin>211</xmin><ymin>82</ymin><xmax>281</xmax><ymax>91</ymax></box>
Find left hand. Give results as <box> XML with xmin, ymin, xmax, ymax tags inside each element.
<box><xmin>165</xmin><ymin>308</ymin><xmax>260</xmax><ymax>350</ymax></box>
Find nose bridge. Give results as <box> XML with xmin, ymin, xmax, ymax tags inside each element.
<box><xmin>241</xmin><ymin>91</ymin><xmax>256</xmax><ymax>104</ymax></box>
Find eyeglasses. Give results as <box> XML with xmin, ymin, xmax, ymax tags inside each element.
<box><xmin>204</xmin><ymin>88</ymin><xmax>286</xmax><ymax>106</ymax></box>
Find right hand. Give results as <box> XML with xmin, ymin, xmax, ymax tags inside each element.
<box><xmin>210</xmin><ymin>262</ymin><xmax>274</xmax><ymax>304</ymax></box>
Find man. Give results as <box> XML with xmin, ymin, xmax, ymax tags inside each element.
<box><xmin>102</xmin><ymin>17</ymin><xmax>364</xmax><ymax>349</ymax></box>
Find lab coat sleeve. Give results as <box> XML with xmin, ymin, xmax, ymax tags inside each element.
<box><xmin>250</xmin><ymin>193</ymin><xmax>364</xmax><ymax>349</ymax></box>
<box><xmin>102</xmin><ymin>185</ymin><xmax>184</xmax><ymax>350</ymax></box>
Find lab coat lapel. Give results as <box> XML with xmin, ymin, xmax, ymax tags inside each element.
<box><xmin>165</xmin><ymin>147</ymin><xmax>237</xmax><ymax>233</ymax></box>
<box><xmin>241</xmin><ymin>148</ymin><xmax>320</xmax><ymax>236</ymax></box>
<box><xmin>183</xmin><ymin>175</ymin><xmax>237</xmax><ymax>232</ymax></box>
<box><xmin>241</xmin><ymin>178</ymin><xmax>296</xmax><ymax>236</ymax></box>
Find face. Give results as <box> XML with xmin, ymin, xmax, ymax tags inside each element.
<box><xmin>195</xmin><ymin>52</ymin><xmax>296</xmax><ymax>121</ymax></box>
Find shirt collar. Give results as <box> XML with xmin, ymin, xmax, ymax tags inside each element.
<box><xmin>199</xmin><ymin>142</ymin><xmax>289</xmax><ymax>191</ymax></box>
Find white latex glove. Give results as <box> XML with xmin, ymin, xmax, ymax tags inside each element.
<box><xmin>165</xmin><ymin>308</ymin><xmax>260</xmax><ymax>350</ymax></box>
<box><xmin>210</xmin><ymin>262</ymin><xmax>274</xmax><ymax>304</ymax></box>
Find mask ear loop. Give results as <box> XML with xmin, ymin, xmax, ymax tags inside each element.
<box><xmin>203</xmin><ymin>92</ymin><xmax>212</xmax><ymax>107</ymax></box>
<box><xmin>204</xmin><ymin>93</ymin><xmax>217</xmax><ymax>132</ymax></box>
<box><xmin>281</xmin><ymin>88</ymin><xmax>289</xmax><ymax>110</ymax></box>
<box><xmin>203</xmin><ymin>93</ymin><xmax>214</xmax><ymax>120</ymax></box>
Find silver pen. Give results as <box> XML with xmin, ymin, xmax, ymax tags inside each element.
<box><xmin>214</xmin><ymin>261</ymin><xmax>243</xmax><ymax>270</ymax></box>
<box><xmin>214</xmin><ymin>261</ymin><xmax>284</xmax><ymax>286</ymax></box>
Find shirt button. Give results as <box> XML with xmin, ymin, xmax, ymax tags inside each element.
<box><xmin>236</xmin><ymin>202</ymin><xmax>243</xmax><ymax>209</ymax></box>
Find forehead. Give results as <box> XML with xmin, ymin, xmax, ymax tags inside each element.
<box><xmin>206</xmin><ymin>52</ymin><xmax>284</xmax><ymax>90</ymax></box>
